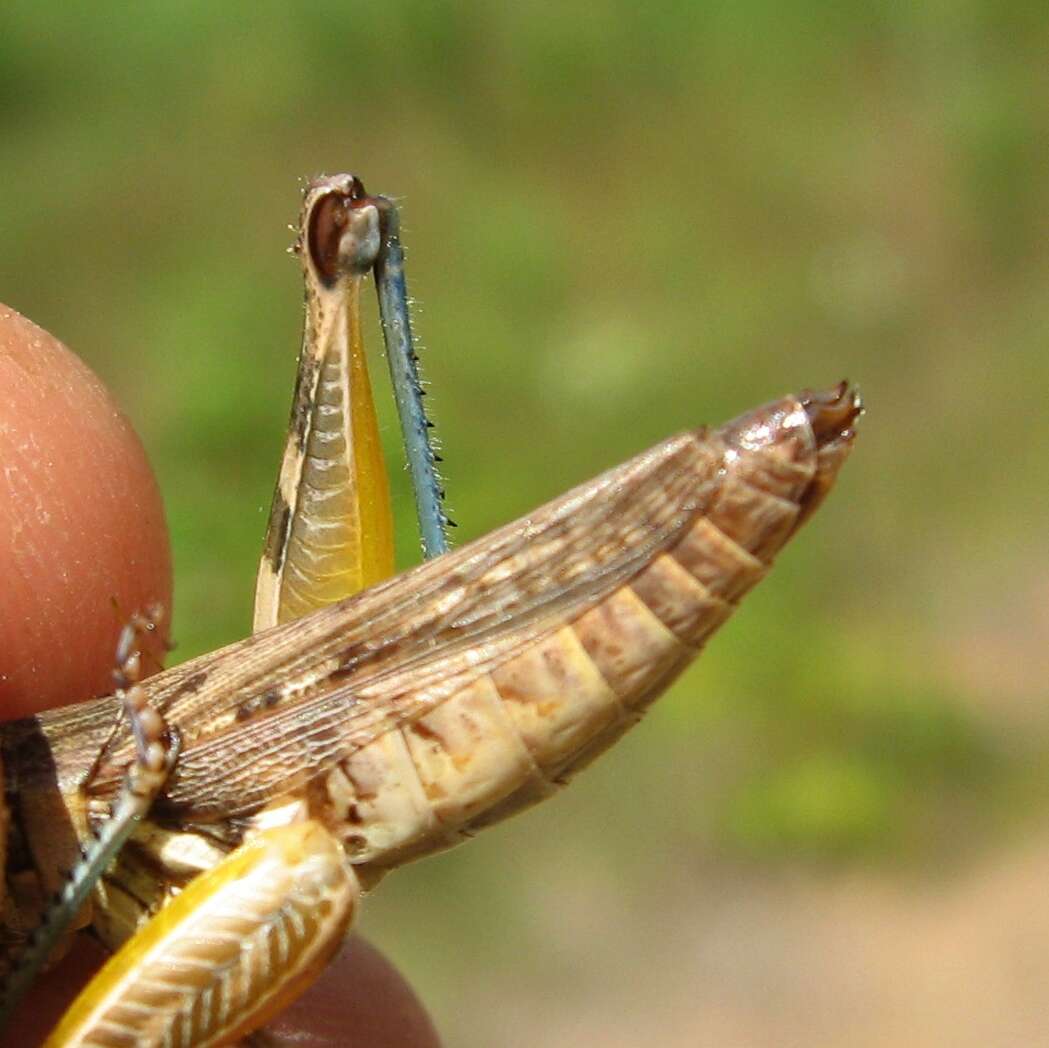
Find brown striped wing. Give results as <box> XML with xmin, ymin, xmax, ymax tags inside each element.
<box><xmin>73</xmin><ymin>429</ymin><xmax>717</xmax><ymax>815</ymax></box>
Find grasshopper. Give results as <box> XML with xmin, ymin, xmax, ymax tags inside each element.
<box><xmin>0</xmin><ymin>174</ymin><xmax>861</xmax><ymax>1046</ymax></box>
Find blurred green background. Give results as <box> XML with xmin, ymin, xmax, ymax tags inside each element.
<box><xmin>2</xmin><ymin>4</ymin><xmax>1048</xmax><ymax>1045</ymax></box>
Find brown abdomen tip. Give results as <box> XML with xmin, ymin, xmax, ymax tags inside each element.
<box><xmin>799</xmin><ymin>382</ymin><xmax>863</xmax><ymax>446</ymax></box>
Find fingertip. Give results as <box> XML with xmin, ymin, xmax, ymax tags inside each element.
<box><xmin>0</xmin><ymin>305</ymin><xmax>172</xmax><ymax>719</ymax></box>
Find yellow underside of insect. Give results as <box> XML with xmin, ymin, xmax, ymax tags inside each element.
<box><xmin>344</xmin><ymin>281</ymin><xmax>396</xmax><ymax>591</ymax></box>
<box><xmin>283</xmin><ymin>275</ymin><xmax>395</xmax><ymax>609</ymax></box>
<box><xmin>253</xmin><ymin>267</ymin><xmax>395</xmax><ymax>631</ymax></box>
<box><xmin>43</xmin><ymin>823</ymin><xmax>359</xmax><ymax>1047</ymax></box>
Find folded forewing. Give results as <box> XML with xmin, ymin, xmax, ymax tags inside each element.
<box><xmin>140</xmin><ymin>430</ymin><xmax>719</xmax><ymax>818</ymax></box>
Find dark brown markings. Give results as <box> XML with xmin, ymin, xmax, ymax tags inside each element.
<box><xmin>289</xmin><ymin>349</ymin><xmax>321</xmax><ymax>452</ymax></box>
<box><xmin>234</xmin><ymin>688</ymin><xmax>282</xmax><ymax>723</ymax></box>
<box><xmin>331</xmin><ymin>635</ymin><xmax>409</xmax><ymax>680</ymax></box>
<box><xmin>167</xmin><ymin>671</ymin><xmax>209</xmax><ymax>703</ymax></box>
<box><xmin>409</xmin><ymin>721</ymin><xmax>440</xmax><ymax>743</ymax></box>
<box><xmin>308</xmin><ymin>191</ymin><xmax>351</xmax><ymax>287</ymax></box>
<box><xmin>262</xmin><ymin>494</ymin><xmax>291</xmax><ymax>573</ymax></box>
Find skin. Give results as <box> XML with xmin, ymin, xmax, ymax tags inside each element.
<box><xmin>0</xmin><ymin>305</ymin><xmax>440</xmax><ymax>1047</ymax></box>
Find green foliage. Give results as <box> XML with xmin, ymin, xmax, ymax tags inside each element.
<box><xmin>727</xmin><ymin>752</ymin><xmax>898</xmax><ymax>858</ymax></box>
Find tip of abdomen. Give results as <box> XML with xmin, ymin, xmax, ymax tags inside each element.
<box><xmin>792</xmin><ymin>381</ymin><xmax>862</xmax><ymax>528</ymax></box>
<box><xmin>799</xmin><ymin>381</ymin><xmax>863</xmax><ymax>447</ymax></box>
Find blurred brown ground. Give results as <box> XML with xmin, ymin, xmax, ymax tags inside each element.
<box><xmin>448</xmin><ymin>831</ymin><xmax>1049</xmax><ymax>1047</ymax></box>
